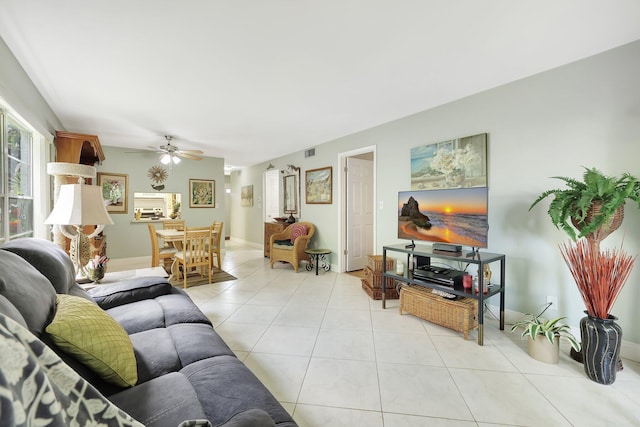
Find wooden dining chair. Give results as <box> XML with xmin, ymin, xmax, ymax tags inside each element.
<box><xmin>173</xmin><ymin>227</ymin><xmax>212</xmax><ymax>289</ymax></box>
<box><xmin>210</xmin><ymin>221</ymin><xmax>224</xmax><ymax>270</ymax></box>
<box><xmin>161</xmin><ymin>219</ymin><xmax>185</xmax><ymax>249</ymax></box>
<box><xmin>163</xmin><ymin>219</ymin><xmax>185</xmax><ymax>231</ymax></box>
<box><xmin>147</xmin><ymin>223</ymin><xmax>177</xmax><ymax>269</ymax></box>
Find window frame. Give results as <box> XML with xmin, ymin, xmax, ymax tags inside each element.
<box><xmin>1</xmin><ymin>109</ymin><xmax>35</xmax><ymax>242</ymax></box>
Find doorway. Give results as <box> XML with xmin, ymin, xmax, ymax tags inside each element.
<box><xmin>338</xmin><ymin>146</ymin><xmax>376</xmax><ymax>272</ymax></box>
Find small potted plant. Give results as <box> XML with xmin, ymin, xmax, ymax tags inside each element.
<box><xmin>169</xmin><ymin>202</ymin><xmax>181</xmax><ymax>219</ymax></box>
<box><xmin>511</xmin><ymin>306</ymin><xmax>580</xmax><ymax>364</ymax></box>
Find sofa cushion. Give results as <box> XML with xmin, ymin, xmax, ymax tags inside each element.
<box><xmin>181</xmin><ymin>356</ymin><xmax>295</xmax><ymax>427</ymax></box>
<box><xmin>0</xmin><ymin>312</ymin><xmax>142</xmax><ymax>427</ymax></box>
<box><xmin>106</xmin><ymin>293</ymin><xmax>211</xmax><ymax>335</ymax></box>
<box><xmin>88</xmin><ymin>276</ymin><xmax>173</xmax><ymax>309</ymax></box>
<box><xmin>0</xmin><ymin>249</ymin><xmax>56</xmax><ymax>336</ymax></box>
<box><xmin>108</xmin><ymin>372</ymin><xmax>207</xmax><ymax>427</ymax></box>
<box><xmin>131</xmin><ymin>323</ymin><xmax>235</xmax><ymax>383</ymax></box>
<box><xmin>273</xmin><ymin>242</ymin><xmax>294</xmax><ymax>250</ymax></box>
<box><xmin>0</xmin><ymin>294</ymin><xmax>27</xmax><ymax>328</ymax></box>
<box><xmin>289</xmin><ymin>223</ymin><xmax>308</xmax><ymax>243</ymax></box>
<box><xmin>45</xmin><ymin>294</ymin><xmax>137</xmax><ymax>387</ymax></box>
<box><xmin>107</xmin><ymin>299</ymin><xmax>166</xmax><ymax>334</ymax></box>
<box><xmin>130</xmin><ymin>328</ymin><xmax>182</xmax><ymax>382</ymax></box>
<box><xmin>216</xmin><ymin>409</ymin><xmax>277</xmax><ymax>427</ymax></box>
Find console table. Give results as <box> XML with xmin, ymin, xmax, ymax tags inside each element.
<box><xmin>382</xmin><ymin>244</ymin><xmax>505</xmax><ymax>345</ymax></box>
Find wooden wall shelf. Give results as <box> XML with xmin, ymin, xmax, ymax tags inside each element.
<box><xmin>54</xmin><ymin>131</ymin><xmax>105</xmax><ymax>165</ymax></box>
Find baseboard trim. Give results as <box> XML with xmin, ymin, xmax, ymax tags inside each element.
<box><xmin>230</xmin><ymin>237</ymin><xmax>263</xmax><ymax>250</ymax></box>
<box><xmin>107</xmin><ymin>256</ymin><xmax>150</xmax><ymax>272</ymax></box>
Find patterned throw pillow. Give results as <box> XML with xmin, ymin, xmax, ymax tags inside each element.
<box><xmin>290</xmin><ymin>223</ymin><xmax>309</xmax><ymax>244</ymax></box>
<box><xmin>45</xmin><ymin>294</ymin><xmax>137</xmax><ymax>387</ymax></box>
<box><xmin>0</xmin><ymin>312</ymin><xmax>142</xmax><ymax>426</ymax></box>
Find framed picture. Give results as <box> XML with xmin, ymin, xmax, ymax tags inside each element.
<box><xmin>410</xmin><ymin>133</ymin><xmax>488</xmax><ymax>190</ymax></box>
<box><xmin>241</xmin><ymin>184</ymin><xmax>254</xmax><ymax>207</ymax></box>
<box><xmin>97</xmin><ymin>172</ymin><xmax>128</xmax><ymax>214</ymax></box>
<box><xmin>189</xmin><ymin>179</ymin><xmax>215</xmax><ymax>208</ymax></box>
<box><xmin>305</xmin><ymin>166</ymin><xmax>332</xmax><ymax>204</ymax></box>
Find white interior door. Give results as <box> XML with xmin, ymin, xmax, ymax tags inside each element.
<box><xmin>346</xmin><ymin>157</ymin><xmax>374</xmax><ymax>271</ymax></box>
<box><xmin>264</xmin><ymin>169</ymin><xmax>280</xmax><ymax>221</ymax></box>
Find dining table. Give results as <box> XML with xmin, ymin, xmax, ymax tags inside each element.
<box><xmin>155</xmin><ymin>227</ymin><xmax>218</xmax><ymax>281</ymax></box>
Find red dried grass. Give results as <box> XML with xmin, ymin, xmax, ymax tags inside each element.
<box><xmin>559</xmin><ymin>239</ymin><xmax>636</xmax><ymax>319</ymax></box>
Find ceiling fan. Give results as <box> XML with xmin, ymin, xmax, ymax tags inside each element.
<box><xmin>149</xmin><ymin>135</ymin><xmax>204</xmax><ymax>165</ymax></box>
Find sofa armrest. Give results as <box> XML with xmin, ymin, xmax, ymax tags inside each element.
<box><xmin>87</xmin><ymin>277</ymin><xmax>173</xmax><ymax>309</ymax></box>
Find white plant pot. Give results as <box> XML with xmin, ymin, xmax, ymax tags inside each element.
<box><xmin>527</xmin><ymin>335</ymin><xmax>560</xmax><ymax>364</ymax></box>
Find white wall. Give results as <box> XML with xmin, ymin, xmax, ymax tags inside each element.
<box><xmin>97</xmin><ymin>146</ymin><xmax>225</xmax><ymax>258</ymax></box>
<box><xmin>231</xmin><ymin>40</ymin><xmax>640</xmax><ymax>344</ymax></box>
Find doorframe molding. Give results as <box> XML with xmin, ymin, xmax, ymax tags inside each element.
<box><xmin>337</xmin><ymin>145</ymin><xmax>377</xmax><ymax>273</ymax></box>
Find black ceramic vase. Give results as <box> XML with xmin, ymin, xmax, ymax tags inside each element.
<box><xmin>580</xmin><ymin>312</ymin><xmax>622</xmax><ymax>385</ymax></box>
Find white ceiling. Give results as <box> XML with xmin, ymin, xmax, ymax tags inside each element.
<box><xmin>1</xmin><ymin>1</ymin><xmax>640</xmax><ymax>169</ymax></box>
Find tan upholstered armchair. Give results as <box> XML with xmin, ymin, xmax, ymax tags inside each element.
<box><xmin>269</xmin><ymin>222</ymin><xmax>315</xmax><ymax>272</ymax></box>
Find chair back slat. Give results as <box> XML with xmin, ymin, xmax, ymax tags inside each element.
<box><xmin>164</xmin><ymin>219</ymin><xmax>185</xmax><ymax>231</ymax></box>
<box><xmin>148</xmin><ymin>224</ymin><xmax>160</xmax><ymax>266</ymax></box>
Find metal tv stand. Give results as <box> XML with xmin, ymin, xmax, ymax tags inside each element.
<box><xmin>382</xmin><ymin>243</ymin><xmax>505</xmax><ymax>345</ymax></box>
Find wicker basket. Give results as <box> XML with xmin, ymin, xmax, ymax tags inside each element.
<box><xmin>364</xmin><ymin>266</ymin><xmax>395</xmax><ymax>289</ymax></box>
<box><xmin>571</xmin><ymin>202</ymin><xmax>624</xmax><ymax>244</ymax></box>
<box><xmin>367</xmin><ymin>255</ymin><xmax>394</xmax><ymax>272</ymax></box>
<box><xmin>361</xmin><ymin>278</ymin><xmax>399</xmax><ymax>300</ymax></box>
<box><xmin>399</xmin><ymin>285</ymin><xmax>478</xmax><ymax>339</ymax></box>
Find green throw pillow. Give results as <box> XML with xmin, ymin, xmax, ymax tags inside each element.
<box><xmin>46</xmin><ymin>294</ymin><xmax>137</xmax><ymax>387</ymax></box>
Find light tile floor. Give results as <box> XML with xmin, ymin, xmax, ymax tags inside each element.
<box><xmin>181</xmin><ymin>241</ymin><xmax>640</xmax><ymax>427</ymax></box>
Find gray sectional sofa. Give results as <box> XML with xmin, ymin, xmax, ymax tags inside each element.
<box><xmin>0</xmin><ymin>238</ymin><xmax>297</xmax><ymax>427</ymax></box>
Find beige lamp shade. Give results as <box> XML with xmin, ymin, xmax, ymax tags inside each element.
<box><xmin>45</xmin><ymin>184</ymin><xmax>114</xmax><ymax>226</ymax></box>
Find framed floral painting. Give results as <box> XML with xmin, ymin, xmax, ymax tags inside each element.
<box><xmin>410</xmin><ymin>133</ymin><xmax>488</xmax><ymax>190</ymax></box>
<box><xmin>97</xmin><ymin>172</ymin><xmax>128</xmax><ymax>214</ymax></box>
<box><xmin>189</xmin><ymin>179</ymin><xmax>215</xmax><ymax>208</ymax></box>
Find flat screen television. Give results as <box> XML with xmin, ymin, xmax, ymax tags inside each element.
<box><xmin>398</xmin><ymin>187</ymin><xmax>489</xmax><ymax>248</ymax></box>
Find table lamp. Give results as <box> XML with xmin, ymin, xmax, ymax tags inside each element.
<box><xmin>45</xmin><ymin>181</ymin><xmax>114</xmax><ymax>277</ymax></box>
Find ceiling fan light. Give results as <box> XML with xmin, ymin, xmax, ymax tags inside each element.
<box><xmin>172</xmin><ymin>155</ymin><xmax>181</xmax><ymax>165</ymax></box>
<box><xmin>160</xmin><ymin>154</ymin><xmax>171</xmax><ymax>164</ymax></box>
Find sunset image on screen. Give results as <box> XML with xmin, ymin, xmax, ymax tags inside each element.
<box><xmin>398</xmin><ymin>187</ymin><xmax>488</xmax><ymax>247</ymax></box>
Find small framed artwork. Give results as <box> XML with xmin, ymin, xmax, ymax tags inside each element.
<box><xmin>189</xmin><ymin>179</ymin><xmax>215</xmax><ymax>208</ymax></box>
<box><xmin>306</xmin><ymin>166</ymin><xmax>332</xmax><ymax>204</ymax></box>
<box><xmin>97</xmin><ymin>172</ymin><xmax>128</xmax><ymax>214</ymax></box>
<box><xmin>241</xmin><ymin>185</ymin><xmax>254</xmax><ymax>207</ymax></box>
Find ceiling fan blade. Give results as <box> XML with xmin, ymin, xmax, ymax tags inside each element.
<box><xmin>176</xmin><ymin>152</ymin><xmax>203</xmax><ymax>160</ymax></box>
<box><xmin>148</xmin><ymin>145</ymin><xmax>164</xmax><ymax>152</ymax></box>
<box><xmin>126</xmin><ymin>148</ymin><xmax>158</xmax><ymax>154</ymax></box>
<box><xmin>178</xmin><ymin>149</ymin><xmax>204</xmax><ymax>155</ymax></box>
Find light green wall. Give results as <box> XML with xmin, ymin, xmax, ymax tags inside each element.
<box><xmin>0</xmin><ymin>37</ymin><xmax>62</xmax><ymax>138</ymax></box>
<box><xmin>97</xmin><ymin>146</ymin><xmax>225</xmax><ymax>258</ymax></box>
<box><xmin>231</xmin><ymin>40</ymin><xmax>640</xmax><ymax>343</ymax></box>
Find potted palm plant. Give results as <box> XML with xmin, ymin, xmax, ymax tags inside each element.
<box><xmin>530</xmin><ymin>166</ymin><xmax>640</xmax><ymax>384</ymax></box>
<box><xmin>511</xmin><ymin>305</ymin><xmax>580</xmax><ymax>364</ymax></box>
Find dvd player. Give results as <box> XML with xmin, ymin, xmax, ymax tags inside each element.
<box><xmin>412</xmin><ymin>265</ymin><xmax>465</xmax><ymax>287</ymax></box>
